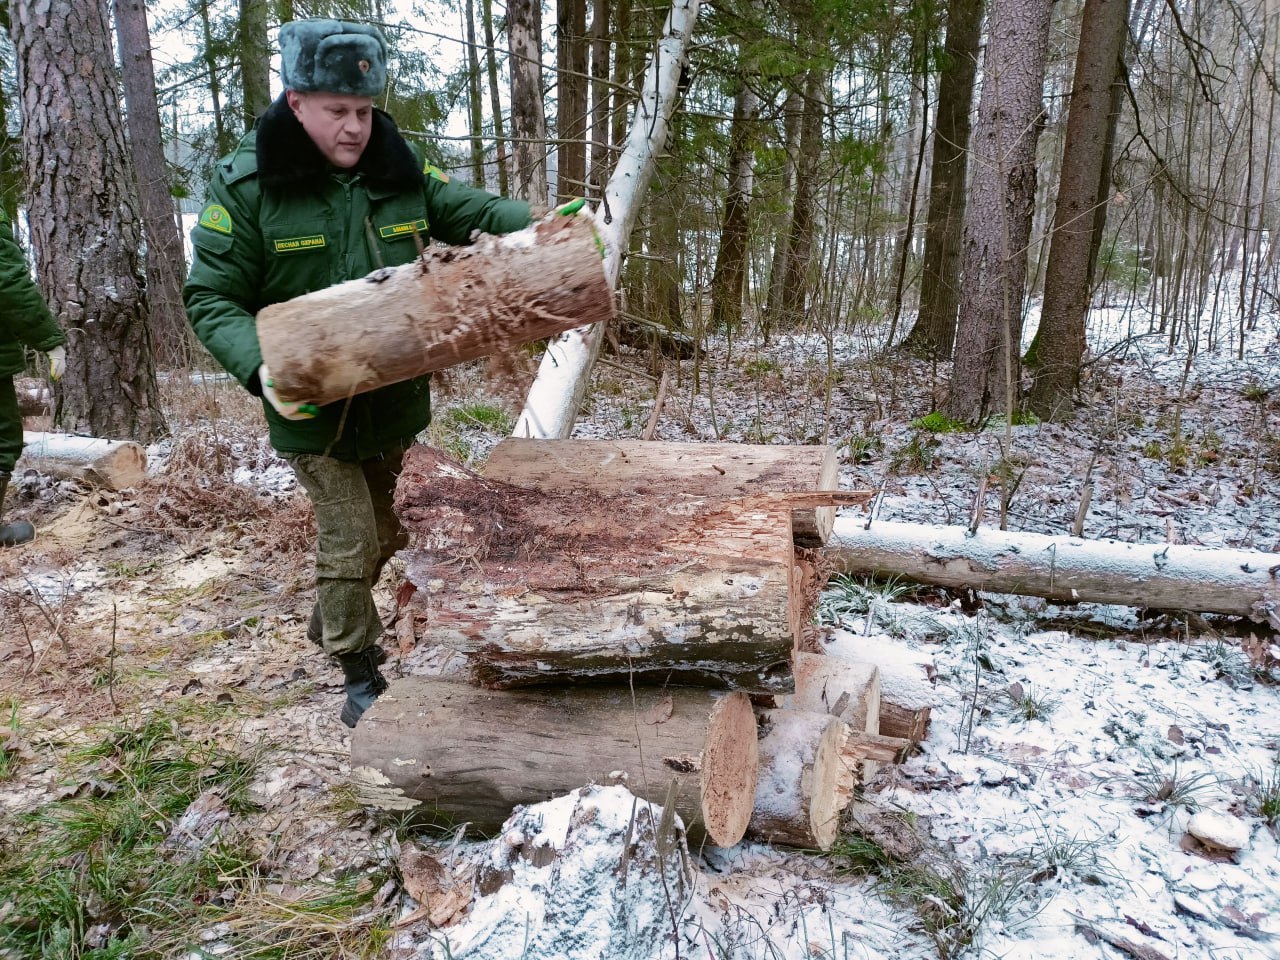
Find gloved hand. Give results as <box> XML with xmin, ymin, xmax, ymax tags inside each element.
<box><xmin>47</xmin><ymin>346</ymin><xmax>65</xmax><ymax>381</ymax></box>
<box><xmin>259</xmin><ymin>364</ymin><xmax>318</xmax><ymax>420</ymax></box>
<box><xmin>552</xmin><ymin>197</ymin><xmax>606</xmax><ymax>258</ymax></box>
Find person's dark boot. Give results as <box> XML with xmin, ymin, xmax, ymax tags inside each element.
<box><xmin>335</xmin><ymin>646</ymin><xmax>388</xmax><ymax>728</ymax></box>
<box><xmin>0</xmin><ymin>471</ymin><xmax>34</xmax><ymax>548</ymax></box>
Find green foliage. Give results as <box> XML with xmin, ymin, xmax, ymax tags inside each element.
<box><xmin>1112</xmin><ymin>759</ymin><xmax>1221</xmax><ymax>810</ymax></box>
<box><xmin>844</xmin><ymin>432</ymin><xmax>884</xmax><ymax>464</ymax></box>
<box><xmin>1241</xmin><ymin>763</ymin><xmax>1280</xmax><ymax>825</ymax></box>
<box><xmin>817</xmin><ymin>574</ymin><xmax>917</xmax><ymax>631</ymax></box>
<box><xmin>1241</xmin><ymin>381</ymin><xmax>1271</xmax><ymax>403</ymax></box>
<box><xmin>910</xmin><ymin>410</ymin><xmax>966</xmax><ymax>433</ymax></box>
<box><xmin>1001</xmin><ymin>683</ymin><xmax>1060</xmax><ymax>723</ymax></box>
<box><xmin>1093</xmin><ymin>237</ymin><xmax>1152</xmax><ymax>301</ymax></box>
<box><xmin>742</xmin><ymin>356</ymin><xmax>782</xmax><ymax>377</ymax></box>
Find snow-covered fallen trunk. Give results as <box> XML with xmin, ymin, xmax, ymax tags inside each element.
<box><xmin>826</xmin><ymin>516</ymin><xmax>1280</xmax><ymax>624</ymax></box>
<box><xmin>513</xmin><ymin>0</ymin><xmax>700</xmax><ymax>439</ymax></box>
<box><xmin>17</xmin><ymin>431</ymin><xmax>147</xmax><ymax>490</ymax></box>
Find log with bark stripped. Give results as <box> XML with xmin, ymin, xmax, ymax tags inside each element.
<box><xmin>747</xmin><ymin>709</ymin><xmax>852</xmax><ymax>850</ymax></box>
<box><xmin>256</xmin><ymin>215</ymin><xmax>612</xmax><ymax>406</ymax></box>
<box><xmin>484</xmin><ymin>438</ymin><xmax>844</xmax><ymax>545</ymax></box>
<box><xmin>395</xmin><ymin>446</ymin><xmax>858</xmax><ymax>689</ymax></box>
<box><xmin>350</xmin><ymin>678</ymin><xmax>759</xmax><ymax>847</ymax></box>
<box><xmin>17</xmin><ymin>431</ymin><xmax>147</xmax><ymax>490</ymax></box>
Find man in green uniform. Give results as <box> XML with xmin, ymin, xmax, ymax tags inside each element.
<box><xmin>0</xmin><ymin>212</ymin><xmax>64</xmax><ymax>547</ymax></box>
<box><xmin>184</xmin><ymin>19</ymin><xmax>533</xmax><ymax>727</ymax></box>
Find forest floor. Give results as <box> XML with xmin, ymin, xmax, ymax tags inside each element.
<box><xmin>0</xmin><ymin>296</ymin><xmax>1278</xmax><ymax>959</ymax></box>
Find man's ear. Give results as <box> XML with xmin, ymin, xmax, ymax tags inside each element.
<box><xmin>285</xmin><ymin>89</ymin><xmax>303</xmax><ymax>115</ymax></box>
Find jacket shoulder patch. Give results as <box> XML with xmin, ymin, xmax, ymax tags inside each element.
<box><xmin>198</xmin><ymin>204</ymin><xmax>233</xmax><ymax>235</ymax></box>
<box><xmin>422</xmin><ymin>161</ymin><xmax>450</xmax><ymax>184</ymax></box>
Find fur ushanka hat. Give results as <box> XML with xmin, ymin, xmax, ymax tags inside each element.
<box><xmin>279</xmin><ymin>19</ymin><xmax>388</xmax><ymax>97</ymax></box>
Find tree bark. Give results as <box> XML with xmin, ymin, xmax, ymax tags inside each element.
<box><xmin>763</xmin><ymin>85</ymin><xmax>803</xmax><ymax>342</ymax></box>
<box><xmin>18</xmin><ymin>431</ymin><xmax>147</xmax><ymax>490</ymax></box>
<box><xmin>513</xmin><ymin>0</ymin><xmax>699</xmax><ymax>439</ymax></box>
<box><xmin>509</xmin><ymin>0</ymin><xmax>549</xmax><ymax>203</ymax></box>
<box><xmin>351</xmin><ymin>678</ymin><xmax>759</xmax><ymax>847</ymax></box>
<box><xmin>1026</xmin><ymin>0</ymin><xmax>1131</xmax><ymax>420</ymax></box>
<box><xmin>903</xmin><ymin>0</ymin><xmax>985</xmax><ymax>359</ymax></box>
<box><xmin>709</xmin><ymin>72</ymin><xmax>760</xmax><ymax>337</ymax></box>
<box><xmin>114</xmin><ymin>0</ymin><xmax>190</xmax><ymax>368</ymax></box>
<box><xmin>825</xmin><ymin>516</ymin><xmax>1280</xmax><ymax>626</ymax></box>
<box><xmin>747</xmin><ymin>709</ymin><xmax>852</xmax><ymax>850</ymax></box>
<box><xmin>12</xmin><ymin>0</ymin><xmax>165</xmax><ymax>442</ymax></box>
<box><xmin>483</xmin><ymin>437</ymin><xmax>843</xmax><ymax>545</ymax></box>
<box><xmin>394</xmin><ymin>447</ymin><xmax>823</xmax><ymax>690</ymax></box>
<box><xmin>256</xmin><ymin>217</ymin><xmax>613</xmax><ymax>406</ymax></box>
<box><xmin>944</xmin><ymin>0</ymin><xmax>1053</xmax><ymax>423</ymax></box>
<box><xmin>557</xmin><ymin>0</ymin><xmax>589</xmax><ymax>201</ymax></box>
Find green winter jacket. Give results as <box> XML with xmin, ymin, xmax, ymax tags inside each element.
<box><xmin>184</xmin><ymin>96</ymin><xmax>532</xmax><ymax>460</ymax></box>
<box><xmin>0</xmin><ymin>213</ymin><xmax>63</xmax><ymax>378</ymax></box>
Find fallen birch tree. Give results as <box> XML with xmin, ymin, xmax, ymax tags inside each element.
<box><xmin>826</xmin><ymin>516</ymin><xmax>1280</xmax><ymax>626</ymax></box>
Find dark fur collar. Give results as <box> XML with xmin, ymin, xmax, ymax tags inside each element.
<box><xmin>255</xmin><ymin>94</ymin><xmax>424</xmax><ymax>193</ymax></box>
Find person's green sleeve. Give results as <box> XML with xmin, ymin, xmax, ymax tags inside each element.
<box><xmin>183</xmin><ymin>173</ymin><xmax>267</xmax><ymax>394</ymax></box>
<box><xmin>422</xmin><ymin>169</ymin><xmax>533</xmax><ymax>245</ymax></box>
<box><xmin>0</xmin><ymin>218</ymin><xmax>62</xmax><ymax>352</ymax></box>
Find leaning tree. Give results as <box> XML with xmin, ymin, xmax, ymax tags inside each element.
<box><xmin>11</xmin><ymin>0</ymin><xmax>164</xmax><ymax>441</ymax></box>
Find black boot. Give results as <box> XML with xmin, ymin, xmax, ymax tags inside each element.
<box><xmin>335</xmin><ymin>646</ymin><xmax>388</xmax><ymax>728</ymax></box>
<box><xmin>0</xmin><ymin>471</ymin><xmax>34</xmax><ymax>548</ymax></box>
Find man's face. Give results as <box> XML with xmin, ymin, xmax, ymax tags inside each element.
<box><xmin>286</xmin><ymin>90</ymin><xmax>374</xmax><ymax>169</ymax></box>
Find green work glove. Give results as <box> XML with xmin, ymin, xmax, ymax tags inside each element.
<box><xmin>259</xmin><ymin>363</ymin><xmax>318</xmax><ymax>421</ymax></box>
<box><xmin>552</xmin><ymin>197</ymin><xmax>605</xmax><ymax>259</ymax></box>
<box><xmin>47</xmin><ymin>346</ymin><xmax>66</xmax><ymax>381</ymax></box>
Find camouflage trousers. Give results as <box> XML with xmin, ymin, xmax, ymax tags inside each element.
<box><xmin>0</xmin><ymin>376</ymin><xmax>22</xmax><ymax>473</ymax></box>
<box><xmin>285</xmin><ymin>443</ymin><xmax>409</xmax><ymax>657</ymax></box>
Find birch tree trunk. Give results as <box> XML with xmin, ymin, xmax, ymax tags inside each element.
<box><xmin>509</xmin><ymin>0</ymin><xmax>549</xmax><ymax>204</ymax></box>
<box><xmin>944</xmin><ymin>0</ymin><xmax>1053</xmax><ymax>423</ymax></box>
<box><xmin>1026</xmin><ymin>0</ymin><xmax>1131</xmax><ymax>420</ymax></box>
<box><xmin>12</xmin><ymin>0</ymin><xmax>165</xmax><ymax>441</ymax></box>
<box><xmin>114</xmin><ymin>0</ymin><xmax>190</xmax><ymax>368</ymax></box>
<box><xmin>903</xmin><ymin>0</ymin><xmax>985</xmax><ymax>359</ymax></box>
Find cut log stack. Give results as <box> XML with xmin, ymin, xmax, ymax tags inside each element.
<box><xmin>351</xmin><ymin>438</ymin><xmax>923</xmax><ymax>851</ymax></box>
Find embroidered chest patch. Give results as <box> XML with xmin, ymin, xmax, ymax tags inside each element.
<box><xmin>378</xmin><ymin>218</ymin><xmax>428</xmax><ymax>240</ymax></box>
<box><xmin>273</xmin><ymin>234</ymin><xmax>327</xmax><ymax>254</ymax></box>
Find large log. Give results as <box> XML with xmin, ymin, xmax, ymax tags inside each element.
<box><xmin>395</xmin><ymin>446</ymin><xmax>817</xmax><ymax>689</ymax></box>
<box><xmin>17</xmin><ymin>431</ymin><xmax>147</xmax><ymax>490</ymax></box>
<box><xmin>826</xmin><ymin>517</ymin><xmax>1280</xmax><ymax>625</ymax></box>
<box><xmin>747</xmin><ymin>709</ymin><xmax>852</xmax><ymax>850</ymax></box>
<box><xmin>256</xmin><ymin>216</ymin><xmax>612</xmax><ymax>406</ymax></box>
<box><xmin>484</xmin><ymin>438</ymin><xmax>843</xmax><ymax>546</ymax></box>
<box><xmin>781</xmin><ymin>652</ymin><xmax>882</xmax><ymax>781</ymax></box>
<box><xmin>350</xmin><ymin>678</ymin><xmax>759</xmax><ymax>847</ymax></box>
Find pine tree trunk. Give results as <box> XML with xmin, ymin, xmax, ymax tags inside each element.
<box><xmin>589</xmin><ymin>0</ymin><xmax>612</xmax><ymax>196</ymax></box>
<box><xmin>465</xmin><ymin>0</ymin><xmax>487</xmax><ymax>186</ymax></box>
<box><xmin>904</xmin><ymin>0</ymin><xmax>984</xmax><ymax>359</ymax></box>
<box><xmin>237</xmin><ymin>0</ymin><xmax>271</xmax><ymax>128</ymax></box>
<box><xmin>557</xmin><ymin>0</ymin><xmax>589</xmax><ymax>201</ymax></box>
<box><xmin>1026</xmin><ymin>0</ymin><xmax>1130</xmax><ymax>420</ymax></box>
<box><xmin>509</xmin><ymin>0</ymin><xmax>549</xmax><ymax>203</ymax></box>
<box><xmin>481</xmin><ymin>0</ymin><xmax>510</xmax><ymax>195</ymax></box>
<box><xmin>778</xmin><ymin>68</ymin><xmax>826</xmax><ymax>325</ymax></box>
<box><xmin>945</xmin><ymin>0</ymin><xmax>1053</xmax><ymax>424</ymax></box>
<box><xmin>12</xmin><ymin>0</ymin><xmax>165</xmax><ymax>441</ymax></box>
<box><xmin>709</xmin><ymin>73</ymin><xmax>759</xmax><ymax>336</ymax></box>
<box><xmin>764</xmin><ymin>86</ymin><xmax>803</xmax><ymax>341</ymax></box>
<box><xmin>114</xmin><ymin>0</ymin><xmax>190</xmax><ymax>368</ymax></box>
